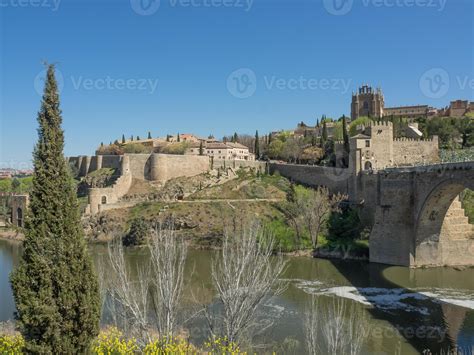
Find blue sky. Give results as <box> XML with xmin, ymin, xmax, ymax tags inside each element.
<box><xmin>0</xmin><ymin>0</ymin><xmax>473</xmax><ymax>167</ymax></box>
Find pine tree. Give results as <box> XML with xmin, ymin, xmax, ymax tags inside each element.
<box><xmin>148</xmin><ymin>131</ymin><xmax>152</xmax><ymax>139</ymax></box>
<box><xmin>10</xmin><ymin>65</ymin><xmax>100</xmax><ymax>353</ymax></box>
<box><xmin>254</xmin><ymin>130</ymin><xmax>260</xmax><ymax>159</ymax></box>
<box><xmin>122</xmin><ymin>134</ymin><xmax>126</xmax><ymax>144</ymax></box>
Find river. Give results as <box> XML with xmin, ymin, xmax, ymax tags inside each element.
<box><xmin>1</xmin><ymin>239</ymin><xmax>473</xmax><ymax>354</ymax></box>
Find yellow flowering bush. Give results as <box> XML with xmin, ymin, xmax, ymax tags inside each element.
<box><xmin>0</xmin><ymin>333</ymin><xmax>25</xmax><ymax>354</ymax></box>
<box><xmin>143</xmin><ymin>336</ymin><xmax>195</xmax><ymax>354</ymax></box>
<box><xmin>204</xmin><ymin>336</ymin><xmax>244</xmax><ymax>354</ymax></box>
<box><xmin>93</xmin><ymin>327</ymin><xmax>138</xmax><ymax>355</ymax></box>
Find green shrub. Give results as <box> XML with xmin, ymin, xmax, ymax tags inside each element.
<box><xmin>160</xmin><ymin>142</ymin><xmax>189</xmax><ymax>155</ymax></box>
<box><xmin>0</xmin><ymin>334</ymin><xmax>25</xmax><ymax>354</ymax></box>
<box><xmin>327</xmin><ymin>207</ymin><xmax>362</xmax><ymax>243</ymax></box>
<box><xmin>123</xmin><ymin>218</ymin><xmax>149</xmax><ymax>246</ymax></box>
<box><xmin>122</xmin><ymin>143</ymin><xmax>152</xmax><ymax>154</ymax></box>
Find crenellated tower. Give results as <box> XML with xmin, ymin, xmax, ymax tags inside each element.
<box><xmin>351</xmin><ymin>85</ymin><xmax>385</xmax><ymax>120</ymax></box>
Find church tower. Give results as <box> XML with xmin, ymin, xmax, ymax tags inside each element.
<box><xmin>351</xmin><ymin>85</ymin><xmax>384</xmax><ymax>120</ymax></box>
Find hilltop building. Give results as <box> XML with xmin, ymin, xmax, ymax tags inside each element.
<box><xmin>351</xmin><ymin>85</ymin><xmax>472</xmax><ymax>120</ymax></box>
<box><xmin>185</xmin><ymin>141</ymin><xmax>255</xmax><ymax>161</ymax></box>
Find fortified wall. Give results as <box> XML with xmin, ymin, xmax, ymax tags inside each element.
<box><xmin>68</xmin><ymin>153</ymin><xmax>211</xmax><ymax>214</ymax></box>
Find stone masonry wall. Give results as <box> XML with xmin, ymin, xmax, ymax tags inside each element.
<box><xmin>392</xmin><ymin>137</ymin><xmax>439</xmax><ymax>166</ymax></box>
<box><xmin>150</xmin><ymin>154</ymin><xmax>210</xmax><ymax>183</ymax></box>
<box><xmin>269</xmin><ymin>163</ymin><xmax>350</xmax><ymax>194</ymax></box>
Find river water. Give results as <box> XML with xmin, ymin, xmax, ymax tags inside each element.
<box><xmin>1</xmin><ymin>239</ymin><xmax>473</xmax><ymax>354</ymax></box>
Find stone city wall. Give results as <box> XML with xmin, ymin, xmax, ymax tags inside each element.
<box><xmin>212</xmin><ymin>159</ymin><xmax>267</xmax><ymax>171</ymax></box>
<box><xmin>269</xmin><ymin>163</ymin><xmax>350</xmax><ymax>194</ymax></box>
<box><xmin>392</xmin><ymin>137</ymin><xmax>439</xmax><ymax>166</ymax></box>
<box><xmin>150</xmin><ymin>154</ymin><xmax>210</xmax><ymax>183</ymax></box>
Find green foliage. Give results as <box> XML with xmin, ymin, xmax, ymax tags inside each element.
<box><xmin>327</xmin><ymin>207</ymin><xmax>362</xmax><ymax>243</ymax></box>
<box><xmin>0</xmin><ymin>333</ymin><xmax>25</xmax><ymax>353</ymax></box>
<box><xmin>123</xmin><ymin>218</ymin><xmax>149</xmax><ymax>246</ymax></box>
<box><xmin>418</xmin><ymin>116</ymin><xmax>473</xmax><ymax>149</ymax></box>
<box><xmin>97</xmin><ymin>143</ymin><xmax>124</xmax><ymax>155</ymax></box>
<box><xmin>93</xmin><ymin>327</ymin><xmax>138</xmax><ymax>354</ymax></box>
<box><xmin>461</xmin><ymin>189</ymin><xmax>474</xmax><ymax>223</ymax></box>
<box><xmin>161</xmin><ymin>142</ymin><xmax>189</xmax><ymax>155</ymax></box>
<box><xmin>0</xmin><ymin>177</ymin><xmax>33</xmax><ymax>194</ymax></box>
<box><xmin>349</xmin><ymin>116</ymin><xmax>372</xmax><ymax>137</ymax></box>
<box><xmin>10</xmin><ymin>64</ymin><xmax>101</xmax><ymax>353</ymax></box>
<box><xmin>123</xmin><ymin>143</ymin><xmax>152</xmax><ymax>154</ymax></box>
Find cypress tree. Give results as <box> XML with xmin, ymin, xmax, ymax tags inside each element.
<box><xmin>136</xmin><ymin>135</ymin><xmax>140</xmax><ymax>141</ymax></box>
<box><xmin>177</xmin><ymin>133</ymin><xmax>180</xmax><ymax>142</ymax></box>
<box><xmin>322</xmin><ymin>121</ymin><xmax>328</xmax><ymax>145</ymax></box>
<box><xmin>342</xmin><ymin>115</ymin><xmax>350</xmax><ymax>154</ymax></box>
<box><xmin>254</xmin><ymin>130</ymin><xmax>260</xmax><ymax>159</ymax></box>
<box><xmin>148</xmin><ymin>131</ymin><xmax>152</xmax><ymax>139</ymax></box>
<box><xmin>122</xmin><ymin>134</ymin><xmax>126</xmax><ymax>144</ymax></box>
<box><xmin>233</xmin><ymin>132</ymin><xmax>238</xmax><ymax>143</ymax></box>
<box><xmin>10</xmin><ymin>64</ymin><xmax>101</xmax><ymax>353</ymax></box>
<box><xmin>199</xmin><ymin>141</ymin><xmax>204</xmax><ymax>156</ymax></box>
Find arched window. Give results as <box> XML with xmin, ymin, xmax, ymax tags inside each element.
<box><xmin>364</xmin><ymin>161</ymin><xmax>373</xmax><ymax>171</ymax></box>
<box><xmin>363</xmin><ymin>101</ymin><xmax>369</xmax><ymax>110</ymax></box>
<box><xmin>101</xmin><ymin>196</ymin><xmax>107</xmax><ymax>204</ymax></box>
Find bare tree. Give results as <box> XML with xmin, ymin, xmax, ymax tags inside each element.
<box><xmin>148</xmin><ymin>223</ymin><xmax>187</xmax><ymax>337</ymax></box>
<box><xmin>298</xmin><ymin>188</ymin><xmax>345</xmax><ymax>249</ymax></box>
<box><xmin>102</xmin><ymin>222</ymin><xmax>187</xmax><ymax>345</ymax></box>
<box><xmin>207</xmin><ymin>221</ymin><xmax>288</xmax><ymax>346</ymax></box>
<box><xmin>106</xmin><ymin>240</ymin><xmax>151</xmax><ymax>345</ymax></box>
<box><xmin>304</xmin><ymin>296</ymin><xmax>369</xmax><ymax>355</ymax></box>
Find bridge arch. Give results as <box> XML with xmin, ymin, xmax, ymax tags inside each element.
<box><xmin>414</xmin><ymin>177</ymin><xmax>474</xmax><ymax>267</ymax></box>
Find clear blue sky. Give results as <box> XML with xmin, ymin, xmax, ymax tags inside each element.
<box><xmin>1</xmin><ymin>0</ymin><xmax>473</xmax><ymax>167</ymax></box>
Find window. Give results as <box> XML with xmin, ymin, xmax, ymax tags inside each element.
<box><xmin>101</xmin><ymin>196</ymin><xmax>107</xmax><ymax>204</ymax></box>
<box><xmin>17</xmin><ymin>208</ymin><xmax>23</xmax><ymax>227</ymax></box>
<box><xmin>365</xmin><ymin>140</ymin><xmax>370</xmax><ymax>147</ymax></box>
<box><xmin>364</xmin><ymin>161</ymin><xmax>373</xmax><ymax>171</ymax></box>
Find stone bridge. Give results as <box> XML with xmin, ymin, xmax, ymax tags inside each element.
<box><xmin>270</xmin><ymin>161</ymin><xmax>474</xmax><ymax>267</ymax></box>
<box><xmin>369</xmin><ymin>162</ymin><xmax>474</xmax><ymax>267</ymax></box>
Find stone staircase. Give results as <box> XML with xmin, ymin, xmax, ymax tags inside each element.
<box><xmin>441</xmin><ymin>197</ymin><xmax>474</xmax><ymax>240</ymax></box>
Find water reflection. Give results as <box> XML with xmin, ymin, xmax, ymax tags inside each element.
<box><xmin>1</xmin><ymin>240</ymin><xmax>473</xmax><ymax>354</ymax></box>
